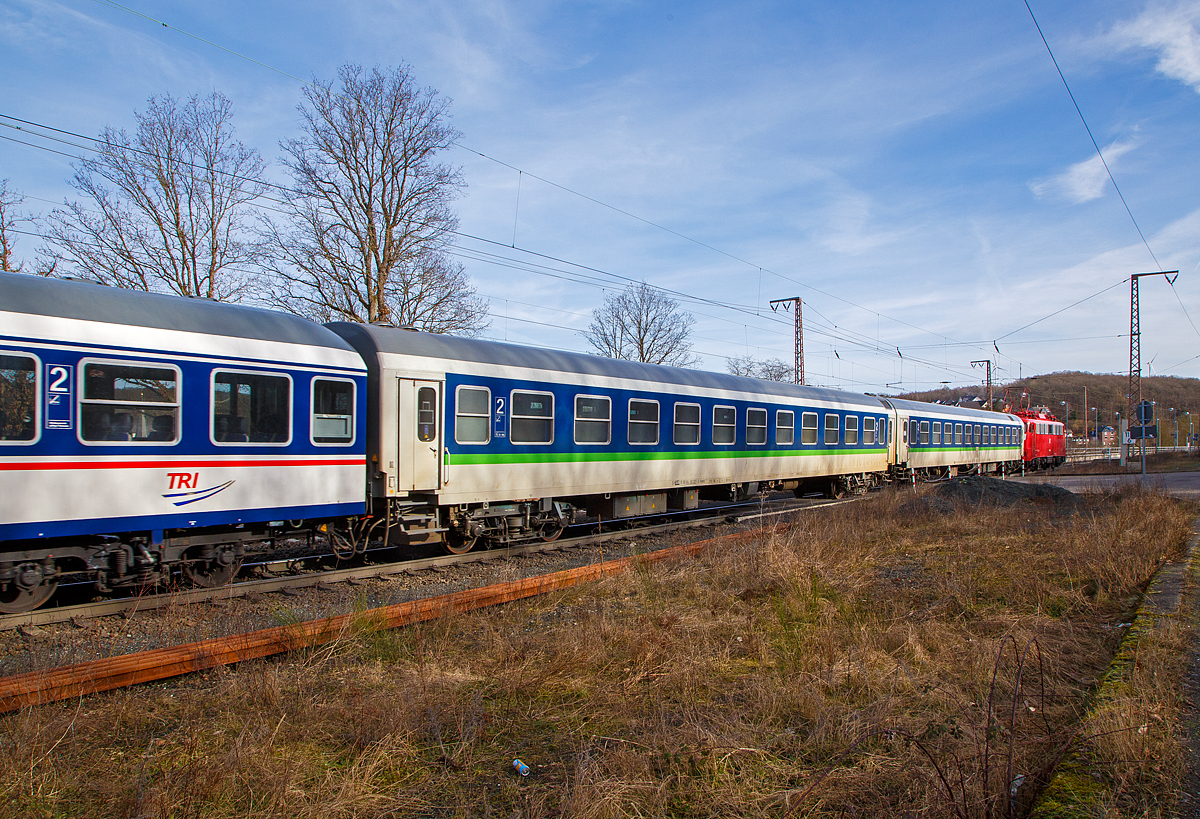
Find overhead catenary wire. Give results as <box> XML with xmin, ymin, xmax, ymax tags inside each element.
<box><xmin>1024</xmin><ymin>0</ymin><xmax>1163</xmax><ymax>272</ymax></box>
<box><xmin>6</xmin><ymin>5</ymin><xmax>1185</xmax><ymax>382</ymax></box>
<box><xmin>32</xmin><ymin>6</ymin><xmax>1017</xmax><ymax>364</ymax></box>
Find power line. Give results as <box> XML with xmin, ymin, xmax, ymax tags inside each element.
<box><xmin>70</xmin><ymin>2</ymin><xmax>1005</xmax><ymax>358</ymax></box>
<box><xmin>1024</xmin><ymin>0</ymin><xmax>1162</xmax><ymax>270</ymax></box>
<box><xmin>995</xmin><ymin>277</ymin><xmax>1129</xmax><ymax>341</ymax></box>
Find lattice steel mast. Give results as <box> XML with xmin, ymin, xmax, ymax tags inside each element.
<box><xmin>769</xmin><ymin>297</ymin><xmax>804</xmax><ymax>385</ymax></box>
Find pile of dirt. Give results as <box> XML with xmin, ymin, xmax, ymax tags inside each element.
<box><xmin>935</xmin><ymin>475</ymin><xmax>1078</xmax><ymax>507</ymax></box>
<box><xmin>896</xmin><ymin>476</ymin><xmax>1078</xmax><ymax>518</ymax></box>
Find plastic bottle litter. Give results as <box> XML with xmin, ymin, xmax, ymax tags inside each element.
<box><xmin>512</xmin><ymin>758</ymin><xmax>530</xmax><ymax>776</ymax></box>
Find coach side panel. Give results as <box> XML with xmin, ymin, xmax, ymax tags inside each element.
<box><xmin>433</xmin><ymin>370</ymin><xmax>891</xmax><ymax>504</ymax></box>
<box><xmin>0</xmin><ymin>312</ymin><xmax>367</xmax><ymax>542</ymax></box>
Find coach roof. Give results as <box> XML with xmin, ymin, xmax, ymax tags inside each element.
<box><xmin>0</xmin><ymin>271</ymin><xmax>355</xmax><ymax>351</ymax></box>
<box><xmin>329</xmin><ymin>321</ymin><xmax>887</xmax><ymax>407</ymax></box>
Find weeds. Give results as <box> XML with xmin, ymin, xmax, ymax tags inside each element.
<box><xmin>0</xmin><ymin>484</ymin><xmax>1192</xmax><ymax>818</ymax></box>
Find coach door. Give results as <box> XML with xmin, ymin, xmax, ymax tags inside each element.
<box><xmin>400</xmin><ymin>379</ymin><xmax>442</xmax><ymax>491</ymax></box>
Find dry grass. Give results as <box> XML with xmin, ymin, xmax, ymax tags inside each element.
<box><xmin>0</xmin><ymin>485</ymin><xmax>1193</xmax><ymax>818</ymax></box>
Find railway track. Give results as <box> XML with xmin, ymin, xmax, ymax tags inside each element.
<box><xmin>0</xmin><ymin>494</ymin><xmax>824</xmax><ymax>632</ymax></box>
<box><xmin>0</xmin><ymin>494</ymin><xmax>865</xmax><ymax>712</ymax></box>
<box><xmin>0</xmin><ymin>494</ymin><xmax>860</xmax><ymax>711</ymax></box>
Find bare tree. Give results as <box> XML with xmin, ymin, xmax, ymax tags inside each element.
<box><xmin>726</xmin><ymin>354</ymin><xmax>792</xmax><ymax>381</ymax></box>
<box><xmin>0</xmin><ymin>179</ymin><xmax>24</xmax><ymax>273</ymax></box>
<box><xmin>757</xmin><ymin>358</ymin><xmax>794</xmax><ymax>381</ymax></box>
<box><xmin>42</xmin><ymin>92</ymin><xmax>265</xmax><ymax>299</ymax></box>
<box><xmin>263</xmin><ymin>63</ymin><xmax>488</xmax><ymax>335</ymax></box>
<box><xmin>584</xmin><ymin>282</ymin><xmax>699</xmax><ymax>367</ymax></box>
<box><xmin>726</xmin><ymin>354</ymin><xmax>757</xmax><ymax>377</ymax></box>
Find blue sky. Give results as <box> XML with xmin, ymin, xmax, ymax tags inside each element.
<box><xmin>3</xmin><ymin>1</ymin><xmax>1200</xmax><ymax>400</ymax></box>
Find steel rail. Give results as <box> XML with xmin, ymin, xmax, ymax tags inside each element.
<box><xmin>0</xmin><ymin>520</ymin><xmax>795</xmax><ymax>712</ymax></box>
<box><xmin>0</xmin><ymin>497</ymin><xmax>819</xmax><ymax>632</ymax></box>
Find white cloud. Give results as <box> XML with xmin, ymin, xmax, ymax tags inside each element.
<box><xmin>1030</xmin><ymin>141</ymin><xmax>1136</xmax><ymax>203</ymax></box>
<box><xmin>1110</xmin><ymin>2</ymin><xmax>1200</xmax><ymax>92</ymax></box>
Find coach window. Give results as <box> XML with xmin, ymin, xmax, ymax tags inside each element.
<box><xmin>416</xmin><ymin>388</ymin><xmax>438</xmax><ymax>443</ymax></box>
<box><xmin>776</xmin><ymin>410</ymin><xmax>794</xmax><ymax>445</ymax></box>
<box><xmin>212</xmin><ymin>370</ymin><xmax>290</xmax><ymax>445</ymax></box>
<box><xmin>713</xmin><ymin>405</ymin><xmax>736</xmax><ymax>445</ymax></box>
<box><xmin>824</xmin><ymin>413</ymin><xmax>840</xmax><ymax>445</ymax></box>
<box><xmin>574</xmin><ymin>395</ymin><xmax>611</xmax><ymax>444</ymax></box>
<box><xmin>863</xmin><ymin>416</ymin><xmax>876</xmax><ymax>445</ymax></box>
<box><xmin>964</xmin><ymin>424</ymin><xmax>972</xmax><ymax>446</ymax></box>
<box><xmin>918</xmin><ymin>420</ymin><xmax>929</xmax><ymax>445</ymax></box>
<box><xmin>801</xmin><ymin>412</ymin><xmax>818</xmax><ymax>444</ymax></box>
<box><xmin>931</xmin><ymin>421</ymin><xmax>941</xmax><ymax>445</ymax></box>
<box><xmin>846</xmin><ymin>415</ymin><xmax>859</xmax><ymax>445</ymax></box>
<box><xmin>311</xmin><ymin>378</ymin><xmax>355</xmax><ymax>445</ymax></box>
<box><xmin>747</xmin><ymin>408</ymin><xmax>767</xmax><ymax>445</ymax></box>
<box><xmin>628</xmin><ymin>399</ymin><xmax>659</xmax><ymax>445</ymax></box>
<box><xmin>674</xmin><ymin>402</ymin><xmax>701</xmax><ymax>445</ymax></box>
<box><xmin>454</xmin><ymin>386</ymin><xmax>491</xmax><ymax>444</ymax></box>
<box><xmin>0</xmin><ymin>354</ymin><xmax>38</xmax><ymax>444</ymax></box>
<box><xmin>954</xmin><ymin>423</ymin><xmax>963</xmax><ymax>445</ymax></box>
<box><xmin>510</xmin><ymin>391</ymin><xmax>554</xmax><ymax>445</ymax></box>
<box><xmin>82</xmin><ymin>360</ymin><xmax>180</xmax><ymax>445</ymax></box>
<box><xmin>974</xmin><ymin>424</ymin><xmax>982</xmax><ymax>445</ymax></box>
<box><xmin>880</xmin><ymin>418</ymin><xmax>888</xmax><ymax>444</ymax></box>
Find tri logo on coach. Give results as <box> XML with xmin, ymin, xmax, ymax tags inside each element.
<box><xmin>163</xmin><ymin>473</ymin><xmax>235</xmax><ymax>507</ymax></box>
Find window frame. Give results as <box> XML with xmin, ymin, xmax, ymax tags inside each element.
<box><xmin>919</xmin><ymin>420</ymin><xmax>929</xmax><ymax>445</ymax></box>
<box><xmin>210</xmin><ymin>367</ymin><xmax>293</xmax><ymax>448</ymax></box>
<box><xmin>310</xmin><ymin>376</ymin><xmax>357</xmax><ymax>447</ymax></box>
<box><xmin>931</xmin><ymin>421</ymin><xmax>941</xmax><ymax>445</ymax></box>
<box><xmin>801</xmin><ymin>412</ymin><xmax>819</xmax><ymax>445</ymax></box>
<box><xmin>776</xmin><ymin>409</ymin><xmax>795</xmax><ymax>446</ymax></box>
<box><xmin>824</xmin><ymin>413</ymin><xmax>840</xmax><ymax>446</ymax></box>
<box><xmin>955</xmin><ymin>423</ymin><xmax>963</xmax><ymax>445</ymax></box>
<box><xmin>863</xmin><ymin>415</ymin><xmax>876</xmax><ymax>446</ymax></box>
<box><xmin>845</xmin><ymin>414</ymin><xmax>859</xmax><ymax>445</ymax></box>
<box><xmin>974</xmin><ymin>424</ymin><xmax>982</xmax><ymax>445</ymax></box>
<box><xmin>573</xmin><ymin>394</ymin><xmax>612</xmax><ymax>446</ymax></box>
<box><xmin>746</xmin><ymin>407</ymin><xmax>768</xmax><ymax>446</ymax></box>
<box><xmin>673</xmin><ymin>402</ymin><xmax>701</xmax><ymax>446</ymax></box>
<box><xmin>509</xmin><ymin>389</ymin><xmax>555</xmax><ymax>446</ymax></box>
<box><xmin>79</xmin><ymin>357</ymin><xmax>182</xmax><ymax>447</ymax></box>
<box><xmin>712</xmin><ymin>404</ymin><xmax>737</xmax><ymax>446</ymax></box>
<box><xmin>453</xmin><ymin>385</ymin><xmax>492</xmax><ymax>445</ymax></box>
<box><xmin>627</xmin><ymin>398</ymin><xmax>660</xmax><ymax>446</ymax></box>
<box><xmin>0</xmin><ymin>351</ymin><xmax>41</xmax><ymax>446</ymax></box>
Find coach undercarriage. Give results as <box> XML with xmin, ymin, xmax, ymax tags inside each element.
<box><xmin>0</xmin><ymin>518</ymin><xmax>381</xmax><ymax>615</ymax></box>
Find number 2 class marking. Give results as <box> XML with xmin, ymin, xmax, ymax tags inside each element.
<box><xmin>48</xmin><ymin>366</ymin><xmax>69</xmax><ymax>393</ymax></box>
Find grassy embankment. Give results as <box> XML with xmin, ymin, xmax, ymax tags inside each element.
<box><xmin>1</xmin><ymin>486</ymin><xmax>1194</xmax><ymax>818</ymax></box>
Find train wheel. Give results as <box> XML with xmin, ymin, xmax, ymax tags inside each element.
<box><xmin>540</xmin><ymin>521</ymin><xmax>565</xmax><ymax>542</ymax></box>
<box><xmin>445</xmin><ymin>531</ymin><xmax>478</xmax><ymax>555</ymax></box>
<box><xmin>0</xmin><ymin>564</ymin><xmax>58</xmax><ymax>614</ymax></box>
<box><xmin>183</xmin><ymin>544</ymin><xmax>242</xmax><ymax>588</ymax></box>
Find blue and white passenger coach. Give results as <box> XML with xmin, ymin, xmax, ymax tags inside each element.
<box><xmin>330</xmin><ymin>323</ymin><xmax>895</xmax><ymax>552</ymax></box>
<box><xmin>0</xmin><ymin>272</ymin><xmax>367</xmax><ymax>612</ymax></box>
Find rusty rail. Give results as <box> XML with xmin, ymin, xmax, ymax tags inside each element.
<box><xmin>0</xmin><ymin>523</ymin><xmax>784</xmax><ymax>712</ymax></box>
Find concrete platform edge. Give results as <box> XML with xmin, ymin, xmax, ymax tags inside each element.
<box><xmin>1029</xmin><ymin>517</ymin><xmax>1200</xmax><ymax>818</ymax></box>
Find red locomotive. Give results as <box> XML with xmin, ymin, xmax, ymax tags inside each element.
<box><xmin>1015</xmin><ymin>406</ymin><xmax>1067</xmax><ymax>470</ymax></box>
